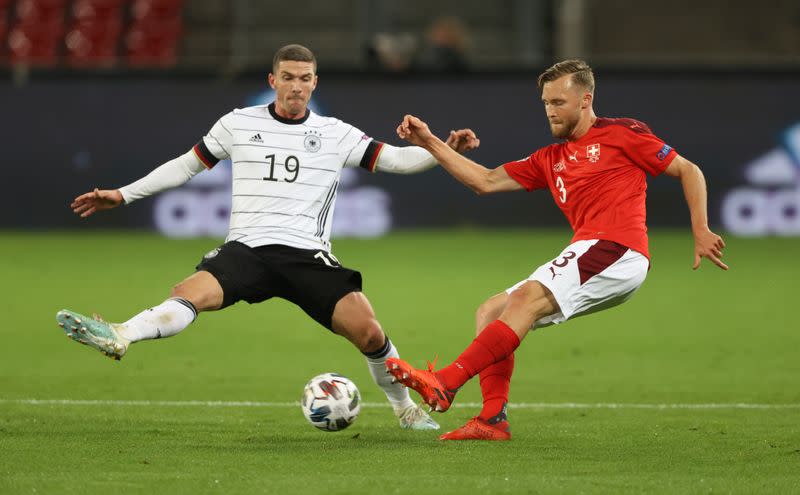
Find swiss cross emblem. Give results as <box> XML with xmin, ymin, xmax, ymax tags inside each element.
<box><xmin>586</xmin><ymin>143</ymin><xmax>601</xmax><ymax>163</ymax></box>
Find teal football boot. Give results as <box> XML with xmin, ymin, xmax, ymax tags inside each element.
<box><xmin>56</xmin><ymin>309</ymin><xmax>129</xmax><ymax>361</ymax></box>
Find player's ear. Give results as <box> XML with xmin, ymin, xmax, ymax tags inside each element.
<box><xmin>311</xmin><ymin>74</ymin><xmax>318</xmax><ymax>90</ymax></box>
<box><xmin>268</xmin><ymin>73</ymin><xmax>276</xmax><ymax>89</ymax></box>
<box><xmin>582</xmin><ymin>92</ymin><xmax>593</xmax><ymax>109</ymax></box>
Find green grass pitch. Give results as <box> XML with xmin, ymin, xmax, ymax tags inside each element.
<box><xmin>0</xmin><ymin>230</ymin><xmax>798</xmax><ymax>494</ymax></box>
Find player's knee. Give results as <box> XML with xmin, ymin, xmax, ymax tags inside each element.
<box><xmin>506</xmin><ymin>281</ymin><xmax>551</xmax><ymax>321</ymax></box>
<box><xmin>170</xmin><ymin>279</ymin><xmax>222</xmax><ymax>311</ymax></box>
<box><xmin>475</xmin><ymin>300</ymin><xmax>496</xmax><ymax>334</ymax></box>
<box><xmin>170</xmin><ymin>281</ymin><xmax>199</xmax><ymax>302</ymax></box>
<box><xmin>506</xmin><ymin>282</ymin><xmax>534</xmax><ymax>306</ymax></box>
<box><xmin>354</xmin><ymin>319</ymin><xmax>384</xmax><ymax>353</ymax></box>
<box><xmin>170</xmin><ymin>281</ymin><xmax>188</xmax><ymax>299</ymax></box>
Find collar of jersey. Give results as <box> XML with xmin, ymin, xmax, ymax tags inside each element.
<box><xmin>568</xmin><ymin>122</ymin><xmax>600</xmax><ymax>144</ymax></box>
<box><xmin>268</xmin><ymin>102</ymin><xmax>310</xmax><ymax>125</ymax></box>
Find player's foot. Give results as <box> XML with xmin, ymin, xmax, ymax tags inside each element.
<box><xmin>439</xmin><ymin>417</ymin><xmax>511</xmax><ymax>441</ymax></box>
<box><xmin>385</xmin><ymin>357</ymin><xmax>457</xmax><ymax>412</ymax></box>
<box><xmin>56</xmin><ymin>309</ymin><xmax>129</xmax><ymax>361</ymax></box>
<box><xmin>396</xmin><ymin>404</ymin><xmax>440</xmax><ymax>430</ymax></box>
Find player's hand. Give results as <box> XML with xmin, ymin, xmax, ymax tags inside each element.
<box><xmin>396</xmin><ymin>114</ymin><xmax>435</xmax><ymax>147</ymax></box>
<box><xmin>70</xmin><ymin>188</ymin><xmax>124</xmax><ymax>218</ymax></box>
<box><xmin>692</xmin><ymin>227</ymin><xmax>728</xmax><ymax>270</ymax></box>
<box><xmin>446</xmin><ymin>129</ymin><xmax>480</xmax><ymax>154</ymax></box>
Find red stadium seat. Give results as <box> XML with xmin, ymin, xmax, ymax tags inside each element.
<box><xmin>124</xmin><ymin>18</ymin><xmax>181</xmax><ymax>67</ymax></box>
<box><xmin>131</xmin><ymin>0</ymin><xmax>183</xmax><ymax>22</ymax></box>
<box><xmin>0</xmin><ymin>15</ymin><xmax>7</xmax><ymax>62</ymax></box>
<box><xmin>65</xmin><ymin>18</ymin><xmax>122</xmax><ymax>66</ymax></box>
<box><xmin>10</xmin><ymin>0</ymin><xmax>66</xmax><ymax>66</ymax></box>
<box><xmin>65</xmin><ymin>0</ymin><xmax>124</xmax><ymax>66</ymax></box>
<box><xmin>71</xmin><ymin>0</ymin><xmax>125</xmax><ymax>22</ymax></box>
<box><xmin>8</xmin><ymin>21</ymin><xmax>64</xmax><ymax>65</ymax></box>
<box><xmin>14</xmin><ymin>0</ymin><xmax>68</xmax><ymax>23</ymax></box>
<box><xmin>0</xmin><ymin>0</ymin><xmax>7</xmax><ymax>57</ymax></box>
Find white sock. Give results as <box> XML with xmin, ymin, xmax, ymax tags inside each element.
<box><xmin>364</xmin><ymin>336</ymin><xmax>415</xmax><ymax>412</ymax></box>
<box><xmin>117</xmin><ymin>298</ymin><xmax>197</xmax><ymax>343</ymax></box>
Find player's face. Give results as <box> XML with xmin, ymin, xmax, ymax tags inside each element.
<box><xmin>268</xmin><ymin>60</ymin><xmax>318</xmax><ymax>118</ymax></box>
<box><xmin>541</xmin><ymin>75</ymin><xmax>588</xmax><ymax>139</ymax></box>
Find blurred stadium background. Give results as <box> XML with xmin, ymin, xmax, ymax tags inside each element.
<box><xmin>1</xmin><ymin>0</ymin><xmax>799</xmax><ymax>236</ymax></box>
<box><xmin>1</xmin><ymin>1</ymin><xmax>799</xmax><ymax>493</ymax></box>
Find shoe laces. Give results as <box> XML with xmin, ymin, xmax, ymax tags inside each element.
<box><xmin>399</xmin><ymin>404</ymin><xmax>435</xmax><ymax>424</ymax></box>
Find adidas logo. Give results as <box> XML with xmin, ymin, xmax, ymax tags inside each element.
<box><xmin>721</xmin><ymin>121</ymin><xmax>800</xmax><ymax>236</ymax></box>
<box><xmin>249</xmin><ymin>133</ymin><xmax>263</xmax><ymax>143</ymax></box>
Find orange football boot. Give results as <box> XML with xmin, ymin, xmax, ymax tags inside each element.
<box><xmin>385</xmin><ymin>357</ymin><xmax>457</xmax><ymax>412</ymax></box>
<box><xmin>439</xmin><ymin>417</ymin><xmax>511</xmax><ymax>441</ymax></box>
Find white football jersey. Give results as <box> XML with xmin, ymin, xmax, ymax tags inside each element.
<box><xmin>192</xmin><ymin>103</ymin><xmax>384</xmax><ymax>252</ymax></box>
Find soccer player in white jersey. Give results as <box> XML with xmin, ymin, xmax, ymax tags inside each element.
<box><xmin>57</xmin><ymin>44</ymin><xmax>479</xmax><ymax>431</ymax></box>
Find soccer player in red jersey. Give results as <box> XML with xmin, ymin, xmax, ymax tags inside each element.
<box><xmin>386</xmin><ymin>59</ymin><xmax>729</xmax><ymax>441</ymax></box>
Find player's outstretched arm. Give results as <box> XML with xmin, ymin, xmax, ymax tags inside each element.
<box><xmin>71</xmin><ymin>188</ymin><xmax>124</xmax><ymax>218</ymax></box>
<box><xmin>396</xmin><ymin>114</ymin><xmax>521</xmax><ymax>194</ymax></box>
<box><xmin>372</xmin><ymin>127</ymin><xmax>480</xmax><ymax>175</ymax></box>
<box><xmin>70</xmin><ymin>149</ymin><xmax>207</xmax><ymax>218</ymax></box>
<box><xmin>663</xmin><ymin>155</ymin><xmax>728</xmax><ymax>271</ymax></box>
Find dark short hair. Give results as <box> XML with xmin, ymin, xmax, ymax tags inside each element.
<box><xmin>272</xmin><ymin>44</ymin><xmax>317</xmax><ymax>73</ymax></box>
<box><xmin>537</xmin><ymin>59</ymin><xmax>594</xmax><ymax>93</ymax></box>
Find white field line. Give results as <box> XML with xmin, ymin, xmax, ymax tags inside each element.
<box><xmin>1</xmin><ymin>399</ymin><xmax>799</xmax><ymax>410</ymax></box>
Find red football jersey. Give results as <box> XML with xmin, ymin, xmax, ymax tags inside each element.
<box><xmin>503</xmin><ymin>117</ymin><xmax>677</xmax><ymax>259</ymax></box>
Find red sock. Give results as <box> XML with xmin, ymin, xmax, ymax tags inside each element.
<box><xmin>478</xmin><ymin>353</ymin><xmax>514</xmax><ymax>421</ymax></box>
<box><xmin>435</xmin><ymin>320</ymin><xmax>520</xmax><ymax>390</ymax></box>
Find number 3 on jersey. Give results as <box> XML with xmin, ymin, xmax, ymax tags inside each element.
<box><xmin>263</xmin><ymin>154</ymin><xmax>300</xmax><ymax>182</ymax></box>
<box><xmin>555</xmin><ymin>175</ymin><xmax>567</xmax><ymax>203</ymax></box>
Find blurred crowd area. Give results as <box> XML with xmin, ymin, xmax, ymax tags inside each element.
<box><xmin>0</xmin><ymin>0</ymin><xmax>182</xmax><ymax>67</ymax></box>
<box><xmin>0</xmin><ymin>0</ymin><xmax>798</xmax><ymax>74</ymax></box>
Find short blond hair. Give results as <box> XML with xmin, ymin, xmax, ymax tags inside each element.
<box><xmin>537</xmin><ymin>59</ymin><xmax>594</xmax><ymax>93</ymax></box>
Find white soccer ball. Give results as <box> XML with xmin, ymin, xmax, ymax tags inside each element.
<box><xmin>301</xmin><ymin>373</ymin><xmax>361</xmax><ymax>431</ymax></box>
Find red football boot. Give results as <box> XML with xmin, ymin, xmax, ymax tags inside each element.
<box><xmin>439</xmin><ymin>417</ymin><xmax>511</xmax><ymax>441</ymax></box>
<box><xmin>385</xmin><ymin>357</ymin><xmax>457</xmax><ymax>412</ymax></box>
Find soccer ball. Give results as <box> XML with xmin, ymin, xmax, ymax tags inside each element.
<box><xmin>301</xmin><ymin>373</ymin><xmax>361</xmax><ymax>431</ymax></box>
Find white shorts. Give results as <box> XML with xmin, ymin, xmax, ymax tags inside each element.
<box><xmin>505</xmin><ymin>239</ymin><xmax>649</xmax><ymax>328</ymax></box>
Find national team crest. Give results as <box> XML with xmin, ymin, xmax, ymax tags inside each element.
<box><xmin>586</xmin><ymin>143</ymin><xmax>601</xmax><ymax>163</ymax></box>
<box><xmin>304</xmin><ymin>131</ymin><xmax>322</xmax><ymax>152</ymax></box>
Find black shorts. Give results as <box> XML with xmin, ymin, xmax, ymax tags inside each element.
<box><xmin>196</xmin><ymin>241</ymin><xmax>363</xmax><ymax>330</ymax></box>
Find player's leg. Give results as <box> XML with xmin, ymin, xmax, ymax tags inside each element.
<box><xmin>56</xmin><ymin>271</ymin><xmax>221</xmax><ymax>360</ymax></box>
<box><xmin>387</xmin><ymin>281</ymin><xmax>557</xmax><ymax>413</ymax></box>
<box><xmin>390</xmin><ymin>281</ymin><xmax>558</xmax><ymax>406</ymax></box>
<box><xmin>475</xmin><ymin>292</ymin><xmax>508</xmax><ymax>332</ymax></box>
<box><xmin>279</xmin><ymin>248</ymin><xmax>437</xmax><ymax>430</ymax></box>
<box><xmin>437</xmin><ymin>292</ymin><xmax>515</xmax><ymax>440</ymax></box>
<box><xmin>475</xmin><ymin>292</ymin><xmax>514</xmax><ymax>425</ymax></box>
<box><xmin>115</xmin><ymin>271</ymin><xmax>222</xmax><ymax>342</ymax></box>
<box><xmin>463</xmin><ymin>240</ymin><xmax>649</xmax><ymax>388</ymax></box>
<box><xmin>331</xmin><ymin>291</ymin><xmax>439</xmax><ymax>430</ymax></box>
<box><xmin>400</xmin><ymin>239</ymin><xmax>647</xmax><ymax>415</ymax></box>
<box><xmin>119</xmin><ymin>240</ymin><xmax>270</xmax><ymax>343</ymax></box>
<box><xmin>435</xmin><ymin>285</ymin><xmax>557</xmax><ymax>439</ymax></box>
<box><xmin>57</xmin><ymin>241</ymin><xmax>255</xmax><ymax>360</ymax></box>
<box><xmin>331</xmin><ymin>291</ymin><xmax>386</xmax><ymax>354</ymax></box>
